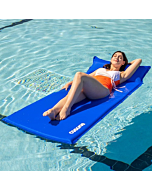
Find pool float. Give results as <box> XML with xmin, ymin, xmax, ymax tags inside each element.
<box><xmin>2</xmin><ymin>56</ymin><xmax>151</xmax><ymax>144</ymax></box>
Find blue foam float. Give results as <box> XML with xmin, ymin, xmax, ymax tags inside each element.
<box><xmin>2</xmin><ymin>56</ymin><xmax>151</xmax><ymax>144</ymax></box>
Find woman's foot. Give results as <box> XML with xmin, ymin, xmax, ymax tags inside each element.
<box><xmin>43</xmin><ymin>108</ymin><xmax>56</xmax><ymax>120</ymax></box>
<box><xmin>56</xmin><ymin>106</ymin><xmax>71</xmax><ymax>120</ymax></box>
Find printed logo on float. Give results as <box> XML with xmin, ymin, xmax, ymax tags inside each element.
<box><xmin>69</xmin><ymin>123</ymin><xmax>85</xmax><ymax>134</ymax></box>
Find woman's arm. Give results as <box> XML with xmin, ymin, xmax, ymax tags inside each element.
<box><xmin>120</xmin><ymin>58</ymin><xmax>142</xmax><ymax>83</ymax></box>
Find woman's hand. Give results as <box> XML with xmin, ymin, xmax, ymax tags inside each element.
<box><xmin>61</xmin><ymin>81</ymin><xmax>72</xmax><ymax>90</ymax></box>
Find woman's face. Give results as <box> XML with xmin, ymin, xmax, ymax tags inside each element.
<box><xmin>111</xmin><ymin>52</ymin><xmax>125</xmax><ymax>68</ymax></box>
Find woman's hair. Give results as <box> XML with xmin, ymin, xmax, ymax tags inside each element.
<box><xmin>103</xmin><ymin>51</ymin><xmax>129</xmax><ymax>71</ymax></box>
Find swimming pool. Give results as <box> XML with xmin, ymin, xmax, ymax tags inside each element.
<box><xmin>0</xmin><ymin>19</ymin><xmax>152</xmax><ymax>171</ymax></box>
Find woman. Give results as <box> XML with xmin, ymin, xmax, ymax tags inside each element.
<box><xmin>43</xmin><ymin>51</ymin><xmax>142</xmax><ymax>120</ymax></box>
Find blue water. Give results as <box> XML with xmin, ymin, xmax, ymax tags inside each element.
<box><xmin>0</xmin><ymin>19</ymin><xmax>152</xmax><ymax>171</ymax></box>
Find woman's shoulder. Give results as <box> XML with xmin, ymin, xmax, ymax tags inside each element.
<box><xmin>96</xmin><ymin>68</ymin><xmax>106</xmax><ymax>71</ymax></box>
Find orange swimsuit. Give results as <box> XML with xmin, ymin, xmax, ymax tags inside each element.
<box><xmin>93</xmin><ymin>68</ymin><xmax>120</xmax><ymax>93</ymax></box>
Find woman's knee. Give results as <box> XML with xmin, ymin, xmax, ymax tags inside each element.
<box><xmin>75</xmin><ymin>72</ymin><xmax>84</xmax><ymax>80</ymax></box>
<box><xmin>75</xmin><ymin>71</ymin><xmax>83</xmax><ymax>76</ymax></box>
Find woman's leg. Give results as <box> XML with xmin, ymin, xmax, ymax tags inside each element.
<box><xmin>57</xmin><ymin>72</ymin><xmax>110</xmax><ymax>120</ymax></box>
<box><xmin>43</xmin><ymin>90</ymin><xmax>86</xmax><ymax>120</ymax></box>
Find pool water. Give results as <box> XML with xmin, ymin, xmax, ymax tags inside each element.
<box><xmin>0</xmin><ymin>19</ymin><xmax>152</xmax><ymax>171</ymax></box>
